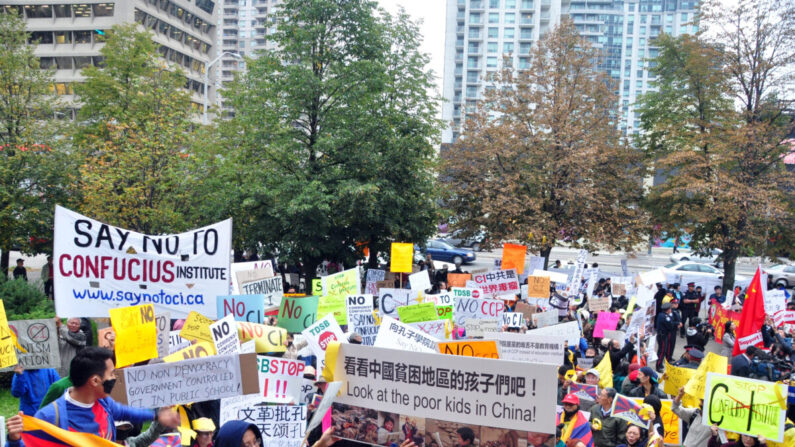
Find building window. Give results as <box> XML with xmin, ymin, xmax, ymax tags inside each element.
<box><xmin>503</xmin><ymin>42</ymin><xmax>514</xmax><ymax>53</ymax></box>
<box><xmin>470</xmin><ymin>12</ymin><xmax>481</xmax><ymax>24</ymax></box>
<box><xmin>519</xmin><ymin>42</ymin><xmax>531</xmax><ymax>54</ymax></box>
<box><xmin>25</xmin><ymin>4</ymin><xmax>52</xmax><ymax>18</ymax></box>
<box><xmin>93</xmin><ymin>3</ymin><xmax>114</xmax><ymax>17</ymax></box>
<box><xmin>55</xmin><ymin>32</ymin><xmax>72</xmax><ymax>44</ymax></box>
<box><xmin>506</xmin><ymin>0</ymin><xmax>516</xmax><ymax>7</ymax></box>
<box><xmin>521</xmin><ymin>0</ymin><xmax>533</xmax><ymax>8</ymax></box>
<box><xmin>55</xmin><ymin>57</ymin><xmax>73</xmax><ymax>69</ymax></box>
<box><xmin>488</xmin><ymin>12</ymin><xmax>499</xmax><ymax>23</ymax></box>
<box><xmin>504</xmin><ymin>27</ymin><xmax>514</xmax><ymax>38</ymax></box>
<box><xmin>73</xmin><ymin>4</ymin><xmax>92</xmax><ymax>17</ymax></box>
<box><xmin>74</xmin><ymin>56</ymin><xmax>93</xmax><ymax>69</ymax></box>
<box><xmin>74</xmin><ymin>30</ymin><xmax>92</xmax><ymax>44</ymax></box>
<box><xmin>469</xmin><ymin>28</ymin><xmax>481</xmax><ymax>38</ymax></box>
<box><xmin>53</xmin><ymin>5</ymin><xmax>71</xmax><ymax>17</ymax></box>
<box><xmin>505</xmin><ymin>12</ymin><xmax>515</xmax><ymax>23</ymax></box>
<box><xmin>485</xmin><ymin>41</ymin><xmax>496</xmax><ymax>53</ymax></box>
<box><xmin>520</xmin><ymin>27</ymin><xmax>533</xmax><ymax>39</ymax></box>
<box><xmin>53</xmin><ymin>83</ymin><xmax>73</xmax><ymax>95</ymax></box>
<box><xmin>39</xmin><ymin>57</ymin><xmax>55</xmax><ymax>69</ymax></box>
<box><xmin>489</xmin><ymin>0</ymin><xmax>500</xmax><ymax>7</ymax></box>
<box><xmin>488</xmin><ymin>27</ymin><xmax>498</xmax><ymax>38</ymax></box>
<box><xmin>519</xmin><ymin>57</ymin><xmax>530</xmax><ymax>69</ymax></box>
<box><xmin>467</xmin><ymin>56</ymin><xmax>479</xmax><ymax>68</ymax></box>
<box><xmin>29</xmin><ymin>31</ymin><xmax>53</xmax><ymax>45</ymax></box>
<box><xmin>521</xmin><ymin>12</ymin><xmax>532</xmax><ymax>24</ymax></box>
<box><xmin>466</xmin><ymin>86</ymin><xmax>478</xmax><ymax>97</ymax></box>
<box><xmin>469</xmin><ymin>42</ymin><xmax>480</xmax><ymax>52</ymax></box>
<box><xmin>467</xmin><ymin>71</ymin><xmax>479</xmax><ymax>82</ymax></box>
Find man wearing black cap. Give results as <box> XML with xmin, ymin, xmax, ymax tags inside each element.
<box><xmin>655</xmin><ymin>302</ymin><xmax>675</xmax><ymax>371</ymax></box>
<box><xmin>680</xmin><ymin>282</ymin><xmax>699</xmax><ymax>338</ymax></box>
<box><xmin>674</xmin><ymin>348</ymin><xmax>704</xmax><ymax>369</ymax></box>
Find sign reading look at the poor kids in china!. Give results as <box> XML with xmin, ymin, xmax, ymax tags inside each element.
<box><xmin>53</xmin><ymin>206</ymin><xmax>232</xmax><ymax>319</ymax></box>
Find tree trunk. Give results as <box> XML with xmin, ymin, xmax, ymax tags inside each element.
<box><xmin>722</xmin><ymin>248</ymin><xmax>738</xmax><ymax>294</ymax></box>
<box><xmin>0</xmin><ymin>248</ymin><xmax>8</xmax><ymax>282</ymax></box>
<box><xmin>540</xmin><ymin>246</ymin><xmax>552</xmax><ymax>270</ymax></box>
<box><xmin>304</xmin><ymin>257</ymin><xmax>322</xmax><ymax>296</ymax></box>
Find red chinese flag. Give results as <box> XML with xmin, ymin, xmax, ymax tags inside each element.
<box><xmin>732</xmin><ymin>266</ymin><xmax>766</xmax><ymax>356</ymax></box>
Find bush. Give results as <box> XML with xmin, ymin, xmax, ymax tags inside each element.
<box><xmin>0</xmin><ymin>279</ymin><xmax>54</xmax><ymax>320</ymax></box>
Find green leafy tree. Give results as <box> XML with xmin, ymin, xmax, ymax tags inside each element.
<box><xmin>444</xmin><ymin>19</ymin><xmax>648</xmax><ymax>267</ymax></box>
<box><xmin>0</xmin><ymin>10</ymin><xmax>74</xmax><ymax>276</ymax></box>
<box><xmin>74</xmin><ymin>24</ymin><xmax>195</xmax><ymax>233</ymax></box>
<box><xmin>218</xmin><ymin>0</ymin><xmax>442</xmax><ymax>280</ymax></box>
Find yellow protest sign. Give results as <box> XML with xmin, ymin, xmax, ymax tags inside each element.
<box><xmin>630</xmin><ymin>398</ymin><xmax>681</xmax><ymax>445</ymax></box>
<box><xmin>0</xmin><ymin>300</ymin><xmax>17</xmax><ymax>368</ymax></box>
<box><xmin>312</xmin><ymin>278</ymin><xmax>323</xmax><ymax>296</ymax></box>
<box><xmin>397</xmin><ymin>302</ymin><xmax>438</xmax><ymax>324</ymax></box>
<box><xmin>320</xmin><ymin>268</ymin><xmax>359</xmax><ymax>325</ymax></box>
<box><xmin>109</xmin><ymin>304</ymin><xmax>158</xmax><ymax>368</ymax></box>
<box><xmin>237</xmin><ymin>321</ymin><xmax>286</xmax><ymax>353</ymax></box>
<box><xmin>390</xmin><ymin>242</ymin><xmax>414</xmax><ymax>273</ymax></box>
<box><xmin>662</xmin><ymin>359</ymin><xmax>696</xmax><ymax>396</ymax></box>
<box><xmin>439</xmin><ymin>340</ymin><xmax>499</xmax><ymax>359</ymax></box>
<box><xmin>703</xmin><ymin>373</ymin><xmax>787</xmax><ymax>442</ymax></box>
<box><xmin>594</xmin><ymin>353</ymin><xmax>613</xmax><ymax>390</ymax></box>
<box><xmin>527</xmin><ymin>276</ymin><xmax>550</xmax><ymax>299</ymax></box>
<box><xmin>163</xmin><ymin>341</ymin><xmax>217</xmax><ymax>363</ymax></box>
<box><xmin>317</xmin><ymin>295</ymin><xmax>347</xmax><ymax>326</ymax></box>
<box><xmin>684</xmin><ymin>352</ymin><xmax>727</xmax><ymax>399</ymax></box>
<box><xmin>180</xmin><ymin>311</ymin><xmax>215</xmax><ymax>344</ymax></box>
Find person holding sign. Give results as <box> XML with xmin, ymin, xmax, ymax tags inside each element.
<box><xmin>11</xmin><ymin>365</ymin><xmax>60</xmax><ymax>416</ymax></box>
<box><xmin>5</xmin><ymin>347</ymin><xmax>164</xmax><ymax>446</ymax></box>
<box><xmin>708</xmin><ymin>425</ymin><xmax>767</xmax><ymax>447</ymax></box>
<box><xmin>588</xmin><ymin>388</ymin><xmax>627</xmax><ymax>447</ymax></box>
<box><xmin>671</xmin><ymin>387</ymin><xmax>711</xmax><ymax>447</ymax></box>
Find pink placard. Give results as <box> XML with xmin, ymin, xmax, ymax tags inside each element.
<box><xmin>322</xmin><ymin>408</ymin><xmax>332</xmax><ymax>432</ymax></box>
<box><xmin>593</xmin><ymin>312</ymin><xmax>621</xmax><ymax>338</ymax></box>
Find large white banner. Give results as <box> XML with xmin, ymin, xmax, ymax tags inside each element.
<box><xmin>54</xmin><ymin>205</ymin><xmax>232</xmax><ymax>318</ymax></box>
<box><xmin>333</xmin><ymin>343</ymin><xmax>557</xmax><ymax>434</ymax></box>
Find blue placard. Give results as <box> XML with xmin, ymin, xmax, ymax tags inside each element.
<box><xmin>216</xmin><ymin>294</ymin><xmax>267</xmax><ymax>323</ymax></box>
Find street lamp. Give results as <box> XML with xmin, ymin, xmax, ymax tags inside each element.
<box><xmin>203</xmin><ymin>51</ymin><xmax>242</xmax><ymax>125</ymax></box>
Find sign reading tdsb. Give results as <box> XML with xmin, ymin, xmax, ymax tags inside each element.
<box><xmin>469</xmin><ymin>269</ymin><xmax>520</xmax><ymax>297</ymax></box>
<box><xmin>113</xmin><ymin>353</ymin><xmax>258</xmax><ymax>408</ymax></box>
<box><xmin>0</xmin><ymin>319</ymin><xmax>60</xmax><ymax>371</ymax></box>
<box><xmin>302</xmin><ymin>314</ymin><xmax>346</xmax><ymax>371</ymax></box>
<box><xmin>333</xmin><ymin>343</ymin><xmax>557</xmax><ymax>434</ymax></box>
<box><xmin>485</xmin><ymin>332</ymin><xmax>565</xmax><ymax>365</ymax></box>
<box><xmin>53</xmin><ymin>205</ymin><xmax>231</xmax><ymax>319</ymax></box>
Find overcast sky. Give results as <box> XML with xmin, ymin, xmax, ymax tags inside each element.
<box><xmin>377</xmin><ymin>0</ymin><xmax>447</xmax><ymax>96</ymax></box>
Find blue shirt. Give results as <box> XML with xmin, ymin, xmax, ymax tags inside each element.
<box><xmin>11</xmin><ymin>368</ymin><xmax>60</xmax><ymax>416</ymax></box>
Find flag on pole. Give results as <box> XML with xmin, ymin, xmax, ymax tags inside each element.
<box><xmin>733</xmin><ymin>266</ymin><xmax>766</xmax><ymax>357</ymax></box>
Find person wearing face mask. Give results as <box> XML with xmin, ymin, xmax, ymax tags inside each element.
<box><xmin>708</xmin><ymin>425</ymin><xmax>766</xmax><ymax>447</ymax></box>
<box><xmin>5</xmin><ymin>347</ymin><xmax>163</xmax><ymax>446</ymax></box>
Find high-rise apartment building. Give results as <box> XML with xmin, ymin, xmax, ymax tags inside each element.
<box><xmin>441</xmin><ymin>0</ymin><xmax>699</xmax><ymax>143</ymax></box>
<box><xmin>2</xmin><ymin>1</ymin><xmax>218</xmax><ymax>118</ymax></box>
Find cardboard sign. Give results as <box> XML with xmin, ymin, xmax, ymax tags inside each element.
<box><xmin>397</xmin><ymin>302</ymin><xmax>438</xmax><ymax>324</ymax></box>
<box><xmin>222</xmin><ymin>401</ymin><xmax>306</xmax><ymax>447</ymax></box>
<box><xmin>409</xmin><ymin>270</ymin><xmax>432</xmax><ymax>293</ymax></box>
<box><xmin>589</xmin><ymin>297</ymin><xmax>611</xmax><ymax>313</ymax></box>
<box><xmin>53</xmin><ymin>205</ymin><xmax>231</xmax><ymax>318</ymax></box>
<box><xmin>532</xmin><ymin>269</ymin><xmax>568</xmax><ymax>284</ymax></box>
<box><xmin>593</xmin><ymin>312</ymin><xmax>621</xmax><ymax>338</ymax></box>
<box><xmin>256</xmin><ymin>355</ymin><xmax>305</xmax><ymax>403</ymax></box>
<box><xmin>240</xmin><ymin>276</ymin><xmax>283</xmax><ymax>309</ymax></box>
<box><xmin>439</xmin><ymin>340</ymin><xmax>499</xmax><ymax>358</ymax></box>
<box><xmin>217</xmin><ymin>295</ymin><xmax>268</xmax><ymax>324</ymax></box>
<box><xmin>463</xmin><ymin>318</ymin><xmax>500</xmax><ymax>337</ymax></box>
<box><xmin>378</xmin><ymin>288</ymin><xmax>413</xmax><ymax>319</ymax></box>
<box><xmin>302</xmin><ymin>314</ymin><xmax>345</xmax><ymax>370</ymax></box>
<box><xmin>163</xmin><ymin>341</ymin><xmax>216</xmax><ymax>363</ymax></box>
<box><xmin>114</xmin><ymin>353</ymin><xmax>258</xmax><ymax>407</ymax></box>
<box><xmin>501</xmin><ymin>244</ymin><xmax>527</xmax><ymax>274</ymax></box>
<box><xmin>502</xmin><ymin>312</ymin><xmax>524</xmax><ymax>328</ymax></box>
<box><xmin>1</xmin><ymin>319</ymin><xmax>59</xmax><ymax>370</ymax></box>
<box><xmin>637</xmin><ymin>269</ymin><xmax>666</xmax><ymax>287</ymax></box>
<box><xmin>180</xmin><ymin>311</ymin><xmax>215</xmax><ymax>344</ymax></box>
<box><xmin>453</xmin><ymin>297</ymin><xmax>504</xmax><ymax>326</ymax></box>
<box><xmin>486</xmin><ymin>332</ymin><xmax>565</xmax><ymax>365</ymax></box>
<box><xmin>364</xmin><ymin>269</ymin><xmax>385</xmax><ymax>295</ymax></box>
<box><xmin>277</xmin><ymin>295</ymin><xmax>319</xmax><ymax>333</ymax></box>
<box><xmin>236</xmin><ymin>322</ymin><xmax>286</xmax><ymax>354</ymax></box>
<box><xmin>373</xmin><ymin>316</ymin><xmax>438</xmax><ymax>353</ymax></box>
<box><xmin>230</xmin><ymin>260</ymin><xmax>274</xmax><ymax>294</ymax></box>
<box><xmin>527</xmin><ymin>321</ymin><xmax>581</xmax><ymax>346</ymax></box>
<box><xmin>332</xmin><ymin>343</ymin><xmax>558</xmax><ymax>434</ymax></box>
<box><xmin>703</xmin><ymin>373</ymin><xmax>787</xmax><ymax>442</ymax></box>
<box><xmin>98</xmin><ymin>327</ymin><xmax>115</xmax><ymax>349</ymax></box>
<box><xmin>469</xmin><ymin>269</ymin><xmax>520</xmax><ymax>297</ymax></box>
<box><xmin>531</xmin><ymin>310</ymin><xmax>558</xmax><ymax>329</ymax></box>
<box><xmin>210</xmin><ymin>315</ymin><xmax>240</xmax><ymax>355</ymax></box>
<box><xmin>527</xmin><ymin>276</ymin><xmax>550</xmax><ymax>299</ymax></box>
<box><xmin>447</xmin><ymin>273</ymin><xmax>471</xmax><ymax>288</ymax></box>
<box><xmin>390</xmin><ymin>243</ymin><xmax>414</xmax><ymax>273</ymax></box>
<box><xmin>110</xmin><ymin>304</ymin><xmax>158</xmax><ymax>368</ymax></box>
<box><xmin>155</xmin><ymin>312</ymin><xmax>170</xmax><ymax>359</ymax></box>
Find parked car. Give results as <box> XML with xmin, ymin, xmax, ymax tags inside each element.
<box><xmin>765</xmin><ymin>264</ymin><xmax>795</xmax><ymax>288</ymax></box>
<box><xmin>441</xmin><ymin>229</ymin><xmax>488</xmax><ymax>252</ymax></box>
<box><xmin>661</xmin><ymin>261</ymin><xmax>747</xmax><ymax>282</ymax></box>
<box><xmin>669</xmin><ymin>248</ymin><xmax>723</xmax><ymax>265</ymax></box>
<box><xmin>417</xmin><ymin>239</ymin><xmax>476</xmax><ymax>265</ymax></box>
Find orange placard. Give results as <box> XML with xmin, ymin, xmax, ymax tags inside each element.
<box><xmin>501</xmin><ymin>243</ymin><xmax>527</xmax><ymax>274</ymax></box>
<box><xmin>447</xmin><ymin>273</ymin><xmax>472</xmax><ymax>288</ymax></box>
<box><xmin>439</xmin><ymin>340</ymin><xmax>499</xmax><ymax>359</ymax></box>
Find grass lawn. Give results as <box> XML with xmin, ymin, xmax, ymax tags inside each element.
<box><xmin>0</xmin><ymin>388</ymin><xmax>19</xmax><ymax>419</ymax></box>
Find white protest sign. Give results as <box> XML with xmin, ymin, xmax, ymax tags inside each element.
<box><xmin>502</xmin><ymin>312</ymin><xmax>524</xmax><ymax>328</ymax></box>
<box><xmin>450</xmin><ymin>287</ymin><xmax>481</xmax><ymax>299</ymax></box>
<box><xmin>53</xmin><ymin>205</ymin><xmax>231</xmax><ymax>319</ymax></box>
<box><xmin>637</xmin><ymin>269</ymin><xmax>666</xmax><ymax>287</ymax></box>
<box><xmin>486</xmin><ymin>332</ymin><xmax>565</xmax><ymax>365</ymax></box>
<box><xmin>155</xmin><ymin>312</ymin><xmax>170</xmax><ymax>359</ymax></box>
<box><xmin>300</xmin><ymin>378</ymin><xmax>317</xmax><ymax>405</ymax></box>
<box><xmin>222</xmin><ymin>401</ymin><xmax>307</xmax><ymax>447</ymax></box>
<box><xmin>346</xmin><ymin>294</ymin><xmax>373</xmax><ymax>317</ymax></box>
<box><xmin>409</xmin><ymin>271</ymin><xmax>432</xmax><ymax>293</ymax></box>
<box><xmin>529</xmin><ymin>256</ymin><xmax>545</xmax><ymax>274</ymax></box>
<box><xmin>427</xmin><ymin>293</ymin><xmax>453</xmax><ymax>306</ymax></box>
<box><xmin>210</xmin><ymin>315</ymin><xmax>240</xmax><ymax>355</ymax></box>
<box><xmin>602</xmin><ymin>330</ymin><xmax>626</xmax><ymax>344</ymax></box>
<box><xmin>301</xmin><ymin>314</ymin><xmax>345</xmax><ymax>371</ymax></box>
<box><xmin>333</xmin><ymin>343</ymin><xmax>558</xmax><ymax>434</ymax></box>
<box><xmin>532</xmin><ymin>269</ymin><xmax>569</xmax><ymax>284</ymax></box>
<box><xmin>256</xmin><ymin>355</ymin><xmax>305</xmax><ymax>403</ymax></box>
<box><xmin>521</xmin><ymin>284</ymin><xmax>528</xmax><ymax>301</ymax></box>
<box><xmin>118</xmin><ymin>353</ymin><xmax>256</xmax><ymax>407</ymax></box>
<box><xmin>240</xmin><ymin>276</ymin><xmax>283</xmax><ymax>308</ymax></box>
<box><xmin>240</xmin><ymin>340</ymin><xmax>256</xmax><ymax>354</ymax></box>
<box><xmin>346</xmin><ymin>294</ymin><xmax>377</xmax><ymax>345</ymax></box>
<box><xmin>168</xmin><ymin>333</ymin><xmax>191</xmax><ymax>354</ymax></box>
<box><xmin>365</xmin><ymin>269</ymin><xmax>386</xmax><ymax>295</ymax></box>
<box><xmin>469</xmin><ymin>269</ymin><xmax>520</xmax><ymax>297</ymax></box>
<box><xmin>230</xmin><ymin>260</ymin><xmax>274</xmax><ymax>294</ymax></box>
<box><xmin>306</xmin><ymin>381</ymin><xmax>343</xmax><ymax>434</ymax></box>
<box><xmin>373</xmin><ymin>316</ymin><xmax>438</xmax><ymax>353</ymax></box>
<box><xmin>408</xmin><ymin>320</ymin><xmax>450</xmax><ymax>340</ymax></box>
<box><xmin>378</xmin><ymin>288</ymin><xmax>413</xmax><ymax>319</ymax></box>
<box><xmin>531</xmin><ymin>310</ymin><xmax>558</xmax><ymax>329</ymax></box>
<box><xmin>764</xmin><ymin>289</ymin><xmax>787</xmax><ymax>316</ymax></box>
<box><xmin>527</xmin><ymin>321</ymin><xmax>581</xmax><ymax>346</ymax></box>
<box><xmin>463</xmin><ymin>318</ymin><xmax>501</xmax><ymax>338</ymax></box>
<box><xmin>1</xmin><ymin>319</ymin><xmax>60</xmax><ymax>370</ymax></box>
<box><xmin>454</xmin><ymin>297</ymin><xmax>504</xmax><ymax>326</ymax></box>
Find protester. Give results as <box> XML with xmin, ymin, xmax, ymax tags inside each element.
<box><xmin>680</xmin><ymin>283</ymin><xmax>699</xmax><ymax>337</ymax></box>
<box><xmin>192</xmin><ymin>417</ymin><xmax>216</xmax><ymax>447</ymax></box>
<box><xmin>10</xmin><ymin>365</ymin><xmax>60</xmax><ymax>416</ymax></box>
<box><xmin>721</xmin><ymin>321</ymin><xmax>736</xmax><ymax>358</ymax></box>
<box><xmin>56</xmin><ymin>317</ymin><xmax>86</xmax><ymax>378</ymax></box>
<box><xmin>557</xmin><ymin>394</ymin><xmax>593</xmax><ymax>447</ymax></box>
<box><xmin>41</xmin><ymin>255</ymin><xmax>54</xmax><ymax>298</ymax></box>
<box><xmin>671</xmin><ymin>387</ymin><xmax>710</xmax><ymax>447</ymax></box>
<box><xmin>654</xmin><ymin>303</ymin><xmax>675</xmax><ymax>371</ymax></box>
<box><xmin>616</xmin><ymin>425</ymin><xmax>646</xmax><ymax>447</ymax></box>
<box><xmin>588</xmin><ymin>388</ymin><xmax>626</xmax><ymax>447</ymax></box>
<box><xmin>12</xmin><ymin>259</ymin><xmax>27</xmax><ymax>281</ymax></box>
<box><xmin>708</xmin><ymin>425</ymin><xmax>766</xmax><ymax>447</ymax></box>
<box><xmin>709</xmin><ymin>286</ymin><xmax>725</xmax><ymax>305</ymax></box>
<box><xmin>629</xmin><ymin>367</ymin><xmax>666</xmax><ymax>398</ymax></box>
<box><xmin>674</xmin><ymin>348</ymin><xmax>703</xmax><ymax>369</ymax></box>
<box><xmin>215</xmin><ymin>421</ymin><xmax>263</xmax><ymax>447</ymax></box>
<box><xmin>730</xmin><ymin>345</ymin><xmax>758</xmax><ymax>377</ymax></box>
<box><xmin>620</xmin><ymin>364</ymin><xmax>640</xmax><ymax>395</ymax></box>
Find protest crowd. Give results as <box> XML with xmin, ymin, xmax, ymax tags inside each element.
<box><xmin>2</xmin><ymin>207</ymin><xmax>794</xmax><ymax>447</ymax></box>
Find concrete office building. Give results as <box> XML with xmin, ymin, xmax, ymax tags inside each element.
<box><xmin>441</xmin><ymin>0</ymin><xmax>699</xmax><ymax>143</ymax></box>
<box><xmin>2</xmin><ymin>1</ymin><xmax>218</xmax><ymax>118</ymax></box>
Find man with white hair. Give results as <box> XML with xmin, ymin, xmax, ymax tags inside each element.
<box><xmin>57</xmin><ymin>317</ymin><xmax>86</xmax><ymax>378</ymax></box>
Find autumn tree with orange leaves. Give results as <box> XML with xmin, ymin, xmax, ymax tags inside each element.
<box><xmin>444</xmin><ymin>19</ymin><xmax>648</xmax><ymax>267</ymax></box>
